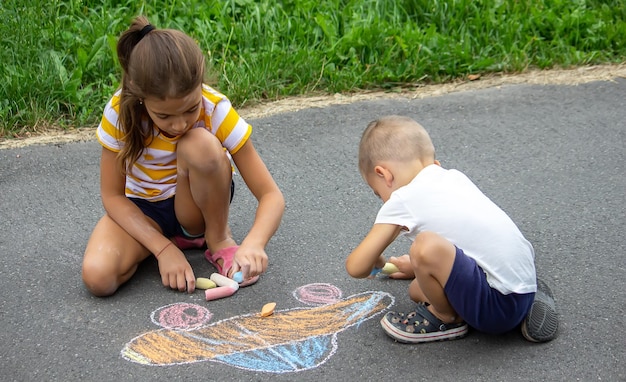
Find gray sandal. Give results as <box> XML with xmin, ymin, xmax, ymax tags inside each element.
<box><xmin>380</xmin><ymin>303</ymin><xmax>468</xmax><ymax>343</ymax></box>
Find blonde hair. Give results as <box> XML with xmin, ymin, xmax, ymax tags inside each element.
<box><xmin>115</xmin><ymin>16</ymin><xmax>206</xmax><ymax>173</ymax></box>
<box><xmin>358</xmin><ymin>115</ymin><xmax>435</xmax><ymax>174</ymax></box>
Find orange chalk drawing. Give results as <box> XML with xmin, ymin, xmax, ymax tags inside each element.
<box><xmin>121</xmin><ymin>285</ymin><xmax>394</xmax><ymax>373</ymax></box>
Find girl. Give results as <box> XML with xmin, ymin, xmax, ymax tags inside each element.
<box><xmin>82</xmin><ymin>16</ymin><xmax>284</xmax><ymax>296</ymax></box>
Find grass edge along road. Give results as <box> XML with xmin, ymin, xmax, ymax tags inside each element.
<box><xmin>1</xmin><ymin>0</ymin><xmax>624</xmax><ymax>136</ymax></box>
<box><xmin>1</xmin><ymin>63</ymin><xmax>624</xmax><ymax>150</ymax></box>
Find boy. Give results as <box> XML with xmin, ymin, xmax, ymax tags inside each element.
<box><xmin>346</xmin><ymin>115</ymin><xmax>557</xmax><ymax>343</ymax></box>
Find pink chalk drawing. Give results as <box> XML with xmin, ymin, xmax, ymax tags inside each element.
<box><xmin>293</xmin><ymin>283</ymin><xmax>342</xmax><ymax>305</ymax></box>
<box><xmin>151</xmin><ymin>303</ymin><xmax>212</xmax><ymax>330</ymax></box>
<box><xmin>121</xmin><ymin>284</ymin><xmax>395</xmax><ymax>373</ymax></box>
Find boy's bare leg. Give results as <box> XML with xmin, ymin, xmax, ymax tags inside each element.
<box><xmin>408</xmin><ymin>231</ymin><xmax>462</xmax><ymax>324</ymax></box>
<box><xmin>175</xmin><ymin>128</ymin><xmax>235</xmax><ymax>254</ymax></box>
<box><xmin>82</xmin><ymin>214</ymin><xmax>151</xmax><ymax>296</ymax></box>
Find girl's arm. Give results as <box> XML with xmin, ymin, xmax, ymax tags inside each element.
<box><xmin>346</xmin><ymin>223</ymin><xmax>403</xmax><ymax>278</ymax></box>
<box><xmin>99</xmin><ymin>147</ymin><xmax>195</xmax><ymax>292</ymax></box>
<box><xmin>100</xmin><ymin>147</ymin><xmax>170</xmax><ymax>253</ymax></box>
<box><xmin>231</xmin><ymin>139</ymin><xmax>285</xmax><ymax>278</ymax></box>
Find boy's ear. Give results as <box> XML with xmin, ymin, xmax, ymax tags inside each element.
<box><xmin>374</xmin><ymin>165</ymin><xmax>387</xmax><ymax>178</ymax></box>
<box><xmin>374</xmin><ymin>165</ymin><xmax>394</xmax><ymax>186</ymax></box>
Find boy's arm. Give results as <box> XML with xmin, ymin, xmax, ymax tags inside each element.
<box><xmin>346</xmin><ymin>223</ymin><xmax>404</xmax><ymax>278</ymax></box>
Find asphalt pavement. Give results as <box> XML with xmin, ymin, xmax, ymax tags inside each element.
<box><xmin>1</xmin><ymin>77</ymin><xmax>625</xmax><ymax>381</ymax></box>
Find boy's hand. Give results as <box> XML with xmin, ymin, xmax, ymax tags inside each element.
<box><xmin>157</xmin><ymin>245</ymin><xmax>196</xmax><ymax>293</ymax></box>
<box><xmin>387</xmin><ymin>255</ymin><xmax>415</xmax><ymax>279</ymax></box>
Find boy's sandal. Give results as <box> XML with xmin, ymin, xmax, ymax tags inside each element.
<box><xmin>380</xmin><ymin>303</ymin><xmax>468</xmax><ymax>343</ymax></box>
<box><xmin>204</xmin><ymin>246</ymin><xmax>259</xmax><ymax>287</ymax></box>
<box><xmin>172</xmin><ymin>235</ymin><xmax>206</xmax><ymax>250</ymax></box>
<box><xmin>521</xmin><ymin>278</ymin><xmax>559</xmax><ymax>342</ymax></box>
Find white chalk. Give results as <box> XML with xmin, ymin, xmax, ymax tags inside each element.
<box><xmin>205</xmin><ymin>285</ymin><xmax>238</xmax><ymax>301</ymax></box>
<box><xmin>210</xmin><ymin>273</ymin><xmax>240</xmax><ymax>289</ymax></box>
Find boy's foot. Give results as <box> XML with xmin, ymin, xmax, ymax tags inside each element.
<box><xmin>521</xmin><ymin>278</ymin><xmax>559</xmax><ymax>342</ymax></box>
<box><xmin>380</xmin><ymin>303</ymin><xmax>468</xmax><ymax>343</ymax></box>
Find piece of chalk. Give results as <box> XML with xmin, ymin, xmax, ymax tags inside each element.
<box><xmin>381</xmin><ymin>262</ymin><xmax>400</xmax><ymax>274</ymax></box>
<box><xmin>233</xmin><ymin>271</ymin><xmax>244</xmax><ymax>283</ymax></box>
<box><xmin>369</xmin><ymin>267</ymin><xmax>382</xmax><ymax>277</ymax></box>
<box><xmin>261</xmin><ymin>302</ymin><xmax>276</xmax><ymax>317</ymax></box>
<box><xmin>210</xmin><ymin>273</ymin><xmax>240</xmax><ymax>289</ymax></box>
<box><xmin>195</xmin><ymin>277</ymin><xmax>217</xmax><ymax>290</ymax></box>
<box><xmin>205</xmin><ymin>285</ymin><xmax>238</xmax><ymax>301</ymax></box>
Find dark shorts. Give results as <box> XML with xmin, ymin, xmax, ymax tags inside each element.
<box><xmin>129</xmin><ymin>180</ymin><xmax>235</xmax><ymax>239</ymax></box>
<box><xmin>444</xmin><ymin>246</ymin><xmax>534</xmax><ymax>334</ymax></box>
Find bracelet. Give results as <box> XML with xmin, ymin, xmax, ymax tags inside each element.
<box><xmin>155</xmin><ymin>242</ymin><xmax>173</xmax><ymax>259</ymax></box>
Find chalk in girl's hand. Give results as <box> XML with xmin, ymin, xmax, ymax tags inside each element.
<box><xmin>260</xmin><ymin>302</ymin><xmax>276</xmax><ymax>317</ymax></box>
<box><xmin>233</xmin><ymin>271</ymin><xmax>244</xmax><ymax>283</ymax></box>
<box><xmin>195</xmin><ymin>277</ymin><xmax>217</xmax><ymax>290</ymax></box>
<box><xmin>382</xmin><ymin>262</ymin><xmax>400</xmax><ymax>274</ymax></box>
<box><xmin>205</xmin><ymin>285</ymin><xmax>238</xmax><ymax>301</ymax></box>
<box><xmin>210</xmin><ymin>273</ymin><xmax>240</xmax><ymax>290</ymax></box>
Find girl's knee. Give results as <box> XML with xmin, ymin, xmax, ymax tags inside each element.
<box><xmin>177</xmin><ymin>129</ymin><xmax>228</xmax><ymax>173</ymax></box>
<box><xmin>81</xmin><ymin>254</ymin><xmax>119</xmax><ymax>297</ymax></box>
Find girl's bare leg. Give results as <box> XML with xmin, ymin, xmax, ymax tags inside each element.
<box><xmin>175</xmin><ymin>128</ymin><xmax>235</xmax><ymax>253</ymax></box>
<box><xmin>82</xmin><ymin>214</ymin><xmax>152</xmax><ymax>296</ymax></box>
<box><xmin>408</xmin><ymin>231</ymin><xmax>462</xmax><ymax>323</ymax></box>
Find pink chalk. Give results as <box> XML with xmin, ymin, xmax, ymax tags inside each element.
<box><xmin>205</xmin><ymin>286</ymin><xmax>239</xmax><ymax>301</ymax></box>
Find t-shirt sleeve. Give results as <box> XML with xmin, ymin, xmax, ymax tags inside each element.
<box><xmin>374</xmin><ymin>194</ymin><xmax>417</xmax><ymax>234</ymax></box>
<box><xmin>202</xmin><ymin>86</ymin><xmax>251</xmax><ymax>154</ymax></box>
<box><xmin>96</xmin><ymin>94</ymin><xmax>124</xmax><ymax>152</ymax></box>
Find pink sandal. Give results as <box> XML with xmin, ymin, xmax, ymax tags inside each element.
<box><xmin>172</xmin><ymin>235</ymin><xmax>206</xmax><ymax>250</ymax></box>
<box><xmin>204</xmin><ymin>246</ymin><xmax>259</xmax><ymax>287</ymax></box>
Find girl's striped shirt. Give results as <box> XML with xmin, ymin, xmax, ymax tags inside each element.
<box><xmin>96</xmin><ymin>84</ymin><xmax>251</xmax><ymax>201</ymax></box>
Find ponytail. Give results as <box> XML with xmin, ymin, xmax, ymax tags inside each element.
<box><xmin>114</xmin><ymin>16</ymin><xmax>206</xmax><ymax>174</ymax></box>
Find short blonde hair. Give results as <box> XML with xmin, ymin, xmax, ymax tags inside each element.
<box><xmin>358</xmin><ymin>115</ymin><xmax>435</xmax><ymax>174</ymax></box>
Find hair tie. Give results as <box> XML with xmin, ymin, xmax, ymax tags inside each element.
<box><xmin>138</xmin><ymin>24</ymin><xmax>155</xmax><ymax>41</ymax></box>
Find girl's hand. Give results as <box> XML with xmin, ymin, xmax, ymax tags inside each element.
<box><xmin>231</xmin><ymin>245</ymin><xmax>268</xmax><ymax>280</ymax></box>
<box><xmin>156</xmin><ymin>244</ymin><xmax>196</xmax><ymax>293</ymax></box>
<box><xmin>387</xmin><ymin>255</ymin><xmax>415</xmax><ymax>279</ymax></box>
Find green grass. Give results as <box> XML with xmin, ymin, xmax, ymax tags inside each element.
<box><xmin>1</xmin><ymin>0</ymin><xmax>625</xmax><ymax>137</ymax></box>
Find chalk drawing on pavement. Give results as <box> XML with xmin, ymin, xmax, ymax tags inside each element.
<box><xmin>121</xmin><ymin>283</ymin><xmax>395</xmax><ymax>373</ymax></box>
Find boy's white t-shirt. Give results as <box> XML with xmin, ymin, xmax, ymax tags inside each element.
<box><xmin>375</xmin><ymin>164</ymin><xmax>536</xmax><ymax>295</ymax></box>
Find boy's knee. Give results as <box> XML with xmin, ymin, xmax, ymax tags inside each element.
<box><xmin>410</xmin><ymin>231</ymin><xmax>453</xmax><ymax>267</ymax></box>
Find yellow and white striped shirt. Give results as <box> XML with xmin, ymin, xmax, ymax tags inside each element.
<box><xmin>96</xmin><ymin>84</ymin><xmax>252</xmax><ymax>201</ymax></box>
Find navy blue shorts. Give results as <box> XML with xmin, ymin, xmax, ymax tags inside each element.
<box><xmin>444</xmin><ymin>246</ymin><xmax>534</xmax><ymax>334</ymax></box>
<box><xmin>129</xmin><ymin>180</ymin><xmax>235</xmax><ymax>239</ymax></box>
